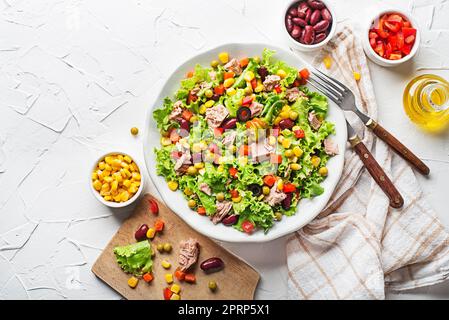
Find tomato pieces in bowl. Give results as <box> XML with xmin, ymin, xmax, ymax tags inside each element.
<box><xmin>369</xmin><ymin>12</ymin><xmax>417</xmax><ymax>61</ymax></box>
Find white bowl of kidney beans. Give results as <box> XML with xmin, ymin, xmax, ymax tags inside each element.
<box><xmin>284</xmin><ymin>0</ymin><xmax>336</xmax><ymax>51</ymax></box>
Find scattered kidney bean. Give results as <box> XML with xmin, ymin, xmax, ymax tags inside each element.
<box><xmin>310</xmin><ymin>9</ymin><xmax>322</xmax><ymax>25</ymax></box>
<box><xmin>282</xmin><ymin>193</ymin><xmax>293</xmax><ymax>210</ymax></box>
<box><xmin>222</xmin><ymin>215</ymin><xmax>238</xmax><ymax>226</ymax></box>
<box><xmin>222</xmin><ymin>118</ymin><xmax>237</xmax><ymax>130</ymax></box>
<box><xmin>285</xmin><ymin>0</ymin><xmax>332</xmax><ymax>45</ymax></box>
<box><xmin>258</xmin><ymin>66</ymin><xmax>268</xmax><ymax>81</ymax></box>
<box><xmin>200</xmin><ymin>257</ymin><xmax>225</xmax><ymax>273</ymax></box>
<box><xmin>279</xmin><ymin>118</ymin><xmax>295</xmax><ymax>130</ymax></box>
<box><xmin>135</xmin><ymin>224</ymin><xmax>149</xmax><ymax>241</ymax></box>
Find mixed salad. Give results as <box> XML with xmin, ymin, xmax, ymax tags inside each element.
<box><xmin>152</xmin><ymin>49</ymin><xmax>338</xmax><ymax>234</ymax></box>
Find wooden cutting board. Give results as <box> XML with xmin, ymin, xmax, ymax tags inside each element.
<box><xmin>92</xmin><ymin>193</ymin><xmax>260</xmax><ymax>300</ymax></box>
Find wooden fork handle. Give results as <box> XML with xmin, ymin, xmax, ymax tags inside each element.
<box><xmin>367</xmin><ymin>120</ymin><xmax>430</xmax><ymax>175</ymax></box>
<box><xmin>350</xmin><ymin>136</ymin><xmax>404</xmax><ymax>208</ymax></box>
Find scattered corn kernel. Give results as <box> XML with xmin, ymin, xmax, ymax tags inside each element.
<box><xmin>170</xmin><ymin>293</ymin><xmax>181</xmax><ymax>300</ymax></box>
<box><xmin>226</xmin><ymin>87</ymin><xmax>236</xmax><ymax>96</ymax></box>
<box><xmin>210</xmin><ymin>60</ymin><xmax>219</xmax><ymax>68</ymax></box>
<box><xmin>277</xmin><ymin>69</ymin><xmax>287</xmax><ymax>79</ymax></box>
<box><xmin>311</xmin><ymin>155</ymin><xmax>321</xmax><ymax>168</ymax></box>
<box><xmin>171</xmin><ymin>284</ymin><xmax>181</xmax><ymax>294</ymax></box>
<box><xmin>282</xmin><ymin>139</ymin><xmax>291</xmax><ymax>149</ymax></box>
<box><xmin>165</xmin><ymin>273</ymin><xmax>174</xmax><ymax>284</ymax></box>
<box><xmin>162</xmin><ymin>260</ymin><xmax>171</xmax><ymax>269</ymax></box>
<box><xmin>130</xmin><ymin>127</ymin><xmax>139</xmax><ymax>135</ymax></box>
<box><xmin>146</xmin><ymin>228</ymin><xmax>156</xmax><ymax>239</ymax></box>
<box><xmin>353</xmin><ymin>71</ymin><xmax>361</xmax><ymax>81</ymax></box>
<box><xmin>232</xmin><ymin>196</ymin><xmax>242</xmax><ymax>203</ymax></box>
<box><xmin>290</xmin><ymin>163</ymin><xmax>301</xmax><ymax>171</ymax></box>
<box><xmin>167</xmin><ymin>180</ymin><xmax>178</xmax><ymax>191</ymax></box>
<box><xmin>323</xmin><ymin>56</ymin><xmax>332</xmax><ymax>69</ymax></box>
<box><xmin>319</xmin><ymin>167</ymin><xmax>328</xmax><ymax>176</ymax></box>
<box><xmin>293</xmin><ymin>146</ymin><xmax>303</xmax><ymax>157</ymax></box>
<box><xmin>205</xmin><ymin>100</ymin><xmax>215</xmax><ymax>108</ymax></box>
<box><xmin>244</xmin><ymin>71</ymin><xmax>255</xmax><ymax>82</ymax></box>
<box><xmin>223</xmin><ymin>78</ymin><xmax>235</xmax><ymax>88</ymax></box>
<box><xmin>277</xmin><ymin>179</ymin><xmax>284</xmax><ymax>191</ymax></box>
<box><xmin>127</xmin><ymin>276</ymin><xmax>139</xmax><ymax>288</ymax></box>
<box><xmin>218</xmin><ymin>52</ymin><xmax>229</xmax><ymax>64</ymax></box>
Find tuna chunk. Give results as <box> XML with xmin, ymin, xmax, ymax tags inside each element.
<box><xmin>178</xmin><ymin>238</ymin><xmax>199</xmax><ymax>272</ymax></box>
<box><xmin>263</xmin><ymin>75</ymin><xmax>281</xmax><ymax>91</ymax></box>
<box><xmin>250</xmin><ymin>140</ymin><xmax>274</xmax><ymax>163</ymax></box>
<box><xmin>224</xmin><ymin>58</ymin><xmax>242</xmax><ymax>75</ymax></box>
<box><xmin>308</xmin><ymin>111</ymin><xmax>322</xmax><ymax>130</ymax></box>
<box><xmin>174</xmin><ymin>153</ymin><xmax>191</xmax><ymax>172</ymax></box>
<box><xmin>324</xmin><ymin>138</ymin><xmax>339</xmax><ymax>156</ymax></box>
<box><xmin>249</xmin><ymin>101</ymin><xmax>263</xmax><ymax>118</ymax></box>
<box><xmin>168</xmin><ymin>101</ymin><xmax>183</xmax><ymax>120</ymax></box>
<box><xmin>211</xmin><ymin>201</ymin><xmax>233</xmax><ymax>224</ymax></box>
<box><xmin>285</xmin><ymin>87</ymin><xmax>300</xmax><ymax>102</ymax></box>
<box><xmin>209</xmin><ymin>71</ymin><xmax>217</xmax><ymax>81</ymax></box>
<box><xmin>222</xmin><ymin>131</ymin><xmax>237</xmax><ymax>146</ymax></box>
<box><xmin>199</xmin><ymin>182</ymin><xmax>212</xmax><ymax>196</ymax></box>
<box><xmin>205</xmin><ymin>104</ymin><xmax>229</xmax><ymax>128</ymax></box>
<box><xmin>264</xmin><ymin>185</ymin><xmax>287</xmax><ymax>206</ymax></box>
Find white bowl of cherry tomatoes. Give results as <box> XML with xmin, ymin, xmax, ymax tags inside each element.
<box><xmin>363</xmin><ymin>9</ymin><xmax>420</xmax><ymax>67</ymax></box>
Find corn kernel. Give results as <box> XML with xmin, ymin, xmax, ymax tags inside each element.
<box><xmin>127</xmin><ymin>276</ymin><xmax>138</xmax><ymax>288</ymax></box>
<box><xmin>104</xmin><ymin>176</ymin><xmax>113</xmax><ymax>184</ymax></box>
<box><xmin>244</xmin><ymin>71</ymin><xmax>255</xmax><ymax>82</ymax></box>
<box><xmin>123</xmin><ymin>179</ymin><xmax>132</xmax><ymax>188</ymax></box>
<box><xmin>291</xmin><ymin>163</ymin><xmax>301</xmax><ymax>171</ymax></box>
<box><xmin>168</xmin><ymin>181</ymin><xmax>178</xmax><ymax>191</ymax></box>
<box><xmin>170</xmin><ymin>293</ymin><xmax>181</xmax><ymax>300</ymax></box>
<box><xmin>218</xmin><ymin>52</ymin><xmax>229</xmax><ymax>64</ymax></box>
<box><xmin>274</xmin><ymin>117</ymin><xmax>282</xmax><ymax>125</ymax></box>
<box><xmin>161</xmin><ymin>260</ymin><xmax>171</xmax><ymax>269</ymax></box>
<box><xmin>323</xmin><ymin>56</ymin><xmax>332</xmax><ymax>69</ymax></box>
<box><xmin>199</xmin><ymin>104</ymin><xmax>207</xmax><ymax>115</ymax></box>
<box><xmin>238</xmin><ymin>156</ymin><xmax>248</xmax><ymax>166</ymax></box>
<box><xmin>123</xmin><ymin>155</ymin><xmax>132</xmax><ymax>164</ymax></box>
<box><xmin>268</xmin><ymin>135</ymin><xmax>277</xmax><ymax>146</ymax></box>
<box><xmin>104</xmin><ymin>195</ymin><xmax>112</xmax><ymax>201</ymax></box>
<box><xmin>123</xmin><ymin>169</ymin><xmax>132</xmax><ymax>178</ymax></box>
<box><xmin>132</xmin><ymin>172</ymin><xmax>141</xmax><ymax>181</ymax></box>
<box><xmin>232</xmin><ymin>196</ymin><xmax>242</xmax><ymax>203</ymax></box>
<box><xmin>111</xmin><ymin>180</ymin><xmax>118</xmax><ymax>192</ymax></box>
<box><xmin>93</xmin><ymin>180</ymin><xmax>102</xmax><ymax>191</ymax></box>
<box><xmin>319</xmin><ymin>167</ymin><xmax>328</xmax><ymax>176</ymax></box>
<box><xmin>217</xmin><ymin>165</ymin><xmax>224</xmax><ymax>172</ymax></box>
<box><xmin>165</xmin><ymin>273</ymin><xmax>174</xmax><ymax>284</ymax></box>
<box><xmin>311</xmin><ymin>155</ymin><xmax>321</xmax><ymax>168</ymax></box>
<box><xmin>120</xmin><ymin>191</ymin><xmax>130</xmax><ymax>202</ymax></box>
<box><xmin>171</xmin><ymin>284</ymin><xmax>181</xmax><ymax>294</ymax></box>
<box><xmin>105</xmin><ymin>156</ymin><xmax>114</xmax><ymax>165</ymax></box>
<box><xmin>353</xmin><ymin>71</ymin><xmax>361</xmax><ymax>81</ymax></box>
<box><xmin>210</xmin><ymin>60</ymin><xmax>219</xmax><ymax>68</ymax></box>
<box><xmin>98</xmin><ymin>161</ymin><xmax>106</xmax><ymax>170</ymax></box>
<box><xmin>254</xmin><ymin>84</ymin><xmax>264</xmax><ymax>93</ymax></box>
<box><xmin>184</xmin><ymin>188</ymin><xmax>193</xmax><ymax>196</ymax></box>
<box><xmin>194</xmin><ymin>162</ymin><xmax>204</xmax><ymax>169</ymax></box>
<box><xmin>92</xmin><ymin>172</ymin><xmax>98</xmax><ymax>180</ymax></box>
<box><xmin>205</xmin><ymin>100</ymin><xmax>215</xmax><ymax>108</ymax></box>
<box><xmin>120</xmin><ymin>162</ymin><xmax>129</xmax><ymax>170</ymax></box>
<box><xmin>101</xmin><ymin>183</ymin><xmax>110</xmax><ymax>191</ymax></box>
<box><xmin>226</xmin><ymin>87</ymin><xmax>236</xmax><ymax>96</ymax></box>
<box><xmin>293</xmin><ymin>146</ymin><xmax>303</xmax><ymax>157</ymax></box>
<box><xmin>117</xmin><ymin>154</ymin><xmax>124</xmax><ymax>161</ymax></box>
<box><xmin>129</xmin><ymin>185</ymin><xmax>138</xmax><ymax>194</ymax></box>
<box><xmin>279</xmin><ymin>111</ymin><xmax>289</xmax><ymax>120</ymax></box>
<box><xmin>282</xmin><ymin>139</ymin><xmax>291</xmax><ymax>149</ymax></box>
<box><xmin>277</xmin><ymin>135</ymin><xmax>285</xmax><ymax>143</ymax></box>
<box><xmin>277</xmin><ymin>69</ymin><xmax>287</xmax><ymax>79</ymax></box>
<box><xmin>223</xmin><ymin>78</ymin><xmax>235</xmax><ymax>88</ymax></box>
<box><xmin>161</xmin><ymin>137</ymin><xmax>172</xmax><ymax>146</ymax></box>
<box><xmin>277</xmin><ymin>179</ymin><xmax>284</xmax><ymax>191</ymax></box>
<box><xmin>282</xmin><ymin>105</ymin><xmax>291</xmax><ymax>113</ymax></box>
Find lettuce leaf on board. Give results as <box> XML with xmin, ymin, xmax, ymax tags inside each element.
<box><xmin>114</xmin><ymin>240</ymin><xmax>153</xmax><ymax>276</ymax></box>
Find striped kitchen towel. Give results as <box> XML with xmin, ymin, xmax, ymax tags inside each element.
<box><xmin>287</xmin><ymin>25</ymin><xmax>449</xmax><ymax>300</ymax></box>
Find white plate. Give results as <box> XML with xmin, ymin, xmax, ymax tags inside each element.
<box><xmin>143</xmin><ymin>43</ymin><xmax>347</xmax><ymax>243</ymax></box>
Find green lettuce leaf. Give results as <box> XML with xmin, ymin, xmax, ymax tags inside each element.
<box><xmin>224</xmin><ymin>88</ymin><xmax>246</xmax><ymax>117</ymax></box>
<box><xmin>153</xmin><ymin>97</ymin><xmax>175</xmax><ymax>131</ymax></box>
<box><xmin>233</xmin><ymin>191</ymin><xmax>275</xmax><ymax>232</ymax></box>
<box><xmin>114</xmin><ymin>240</ymin><xmax>153</xmax><ymax>276</ymax></box>
<box><xmin>154</xmin><ymin>147</ymin><xmax>176</xmax><ymax>181</ymax></box>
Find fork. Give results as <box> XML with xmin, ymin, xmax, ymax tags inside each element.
<box><xmin>308</xmin><ymin>69</ymin><xmax>430</xmax><ymax>176</ymax></box>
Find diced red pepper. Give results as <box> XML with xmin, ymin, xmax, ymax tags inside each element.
<box><xmin>250</xmin><ymin>78</ymin><xmax>257</xmax><ymax>89</ymax></box>
<box><xmin>242</xmin><ymin>96</ymin><xmax>253</xmax><ymax>106</ymax></box>
<box><xmin>197</xmin><ymin>207</ymin><xmax>206</xmax><ymax>215</ymax></box>
<box><xmin>148</xmin><ymin>199</ymin><xmax>159</xmax><ymax>215</ymax></box>
<box><xmin>402</xmin><ymin>27</ymin><xmax>417</xmax><ymax>40</ymax></box>
<box><xmin>229</xmin><ymin>167</ymin><xmax>238</xmax><ymax>178</ymax></box>
<box><xmin>214</xmin><ymin>84</ymin><xmax>225</xmax><ymax>95</ymax></box>
<box><xmin>387</xmin><ymin>14</ymin><xmax>404</xmax><ymax>24</ymax></box>
<box><xmin>163</xmin><ymin>287</ymin><xmax>172</xmax><ymax>300</ymax></box>
<box><xmin>187</xmin><ymin>92</ymin><xmax>198</xmax><ymax>105</ymax></box>
<box><xmin>374</xmin><ymin>41</ymin><xmax>385</xmax><ymax>58</ymax></box>
<box><xmin>283</xmin><ymin>183</ymin><xmax>296</xmax><ymax>193</ymax></box>
<box><xmin>403</xmin><ymin>20</ymin><xmax>411</xmax><ymax>28</ymax></box>
<box><xmin>270</xmin><ymin>154</ymin><xmax>283</xmax><ymax>164</ymax></box>
<box><xmin>184</xmin><ymin>273</ymin><xmax>196</xmax><ymax>283</ymax></box>
<box><xmin>239</xmin><ymin>144</ymin><xmax>250</xmax><ymax>156</ymax></box>
<box><xmin>263</xmin><ymin>175</ymin><xmax>276</xmax><ymax>187</ymax></box>
<box><xmin>240</xmin><ymin>57</ymin><xmax>249</xmax><ymax>68</ymax></box>
<box><xmin>182</xmin><ymin>109</ymin><xmax>193</xmax><ymax>121</ymax></box>
<box><xmin>384</xmin><ymin>21</ymin><xmax>401</xmax><ymax>33</ymax></box>
<box><xmin>143</xmin><ymin>273</ymin><xmax>153</xmax><ymax>283</ymax></box>
<box><xmin>242</xmin><ymin>220</ymin><xmax>255</xmax><ymax>234</ymax></box>
<box><xmin>273</xmin><ymin>85</ymin><xmax>282</xmax><ymax>94</ymax></box>
<box><xmin>154</xmin><ymin>219</ymin><xmax>164</xmax><ymax>232</ymax></box>
<box><xmin>186</xmin><ymin>71</ymin><xmax>194</xmax><ymax>78</ymax></box>
<box><xmin>230</xmin><ymin>189</ymin><xmax>239</xmax><ymax>199</ymax></box>
<box><xmin>174</xmin><ymin>269</ymin><xmax>186</xmax><ymax>281</ymax></box>
<box><xmin>294</xmin><ymin>128</ymin><xmax>305</xmax><ymax>139</ymax></box>
<box><xmin>214</xmin><ymin>127</ymin><xmax>224</xmax><ymax>137</ymax></box>
<box><xmin>299</xmin><ymin>68</ymin><xmax>310</xmax><ymax>80</ymax></box>
<box><xmin>224</xmin><ymin>71</ymin><xmax>234</xmax><ymax>80</ymax></box>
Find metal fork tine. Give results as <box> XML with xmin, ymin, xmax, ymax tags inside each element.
<box><xmin>308</xmin><ymin>79</ymin><xmax>340</xmax><ymax>104</ymax></box>
<box><xmin>308</xmin><ymin>75</ymin><xmax>342</xmax><ymax>99</ymax></box>
<box><xmin>312</xmin><ymin>72</ymin><xmax>345</xmax><ymax>96</ymax></box>
<box><xmin>314</xmin><ymin>69</ymin><xmax>348</xmax><ymax>92</ymax></box>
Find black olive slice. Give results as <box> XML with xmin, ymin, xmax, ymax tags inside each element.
<box><xmin>237</xmin><ymin>106</ymin><xmax>252</xmax><ymax>122</ymax></box>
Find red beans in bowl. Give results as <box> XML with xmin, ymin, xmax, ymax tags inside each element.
<box><xmin>285</xmin><ymin>0</ymin><xmax>333</xmax><ymax>45</ymax></box>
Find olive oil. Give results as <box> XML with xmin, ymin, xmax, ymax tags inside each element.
<box><xmin>403</xmin><ymin>74</ymin><xmax>449</xmax><ymax>133</ymax></box>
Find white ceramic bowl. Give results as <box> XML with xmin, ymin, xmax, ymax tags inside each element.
<box><xmin>363</xmin><ymin>8</ymin><xmax>420</xmax><ymax>67</ymax></box>
<box><xmin>90</xmin><ymin>151</ymin><xmax>144</xmax><ymax>208</ymax></box>
<box><xmin>144</xmin><ymin>43</ymin><xmax>347</xmax><ymax>243</ymax></box>
<box><xmin>283</xmin><ymin>0</ymin><xmax>337</xmax><ymax>52</ymax></box>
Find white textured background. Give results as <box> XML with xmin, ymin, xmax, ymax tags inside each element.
<box><xmin>0</xmin><ymin>0</ymin><xmax>448</xmax><ymax>300</ymax></box>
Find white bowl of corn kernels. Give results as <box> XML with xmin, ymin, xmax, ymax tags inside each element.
<box><xmin>90</xmin><ymin>152</ymin><xmax>144</xmax><ymax>208</ymax></box>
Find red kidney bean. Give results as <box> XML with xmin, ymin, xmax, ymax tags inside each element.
<box><xmin>200</xmin><ymin>257</ymin><xmax>225</xmax><ymax>273</ymax></box>
<box><xmin>178</xmin><ymin>118</ymin><xmax>190</xmax><ymax>131</ymax></box>
<box><xmin>292</xmin><ymin>17</ymin><xmax>307</xmax><ymax>27</ymax></box>
<box><xmin>279</xmin><ymin>118</ymin><xmax>295</xmax><ymax>130</ymax></box>
<box><xmin>211</xmin><ymin>93</ymin><xmax>220</xmax><ymax>101</ymax></box>
<box><xmin>314</xmin><ymin>32</ymin><xmax>327</xmax><ymax>44</ymax></box>
<box><xmin>291</xmin><ymin>25</ymin><xmax>302</xmax><ymax>39</ymax></box>
<box><xmin>222</xmin><ymin>118</ymin><xmax>237</xmax><ymax>130</ymax></box>
<box><xmin>288</xmin><ymin>7</ymin><xmax>298</xmax><ymax>16</ymax></box>
<box><xmin>313</xmin><ymin>19</ymin><xmax>330</xmax><ymax>33</ymax></box>
<box><xmin>286</xmin><ymin>16</ymin><xmax>293</xmax><ymax>32</ymax></box>
<box><xmin>303</xmin><ymin>25</ymin><xmax>315</xmax><ymax>44</ymax></box>
<box><xmin>308</xmin><ymin>0</ymin><xmax>325</xmax><ymax>10</ymax></box>
<box><xmin>310</xmin><ymin>9</ymin><xmax>322</xmax><ymax>25</ymax></box>
<box><xmin>282</xmin><ymin>193</ymin><xmax>293</xmax><ymax>210</ymax></box>
<box><xmin>135</xmin><ymin>224</ymin><xmax>149</xmax><ymax>241</ymax></box>
<box><xmin>222</xmin><ymin>214</ymin><xmax>238</xmax><ymax>226</ymax></box>
<box><xmin>304</xmin><ymin>8</ymin><xmax>312</xmax><ymax>23</ymax></box>
<box><xmin>299</xmin><ymin>28</ymin><xmax>306</xmax><ymax>43</ymax></box>
<box><xmin>258</xmin><ymin>66</ymin><xmax>268</xmax><ymax>81</ymax></box>
<box><xmin>321</xmin><ymin>8</ymin><xmax>332</xmax><ymax>22</ymax></box>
